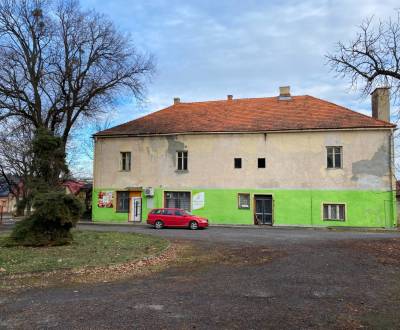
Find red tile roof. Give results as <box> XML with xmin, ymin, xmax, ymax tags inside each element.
<box><xmin>62</xmin><ymin>180</ymin><xmax>85</xmax><ymax>195</ymax></box>
<box><xmin>95</xmin><ymin>95</ymin><xmax>395</xmax><ymax>136</ymax></box>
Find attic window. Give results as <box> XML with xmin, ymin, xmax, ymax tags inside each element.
<box><xmin>234</xmin><ymin>158</ymin><xmax>242</xmax><ymax>169</ymax></box>
<box><xmin>258</xmin><ymin>158</ymin><xmax>266</xmax><ymax>168</ymax></box>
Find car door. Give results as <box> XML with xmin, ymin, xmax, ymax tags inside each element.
<box><xmin>174</xmin><ymin>210</ymin><xmax>187</xmax><ymax>227</ymax></box>
<box><xmin>162</xmin><ymin>209</ymin><xmax>175</xmax><ymax>226</ymax></box>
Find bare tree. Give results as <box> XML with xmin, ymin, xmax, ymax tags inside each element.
<box><xmin>326</xmin><ymin>12</ymin><xmax>400</xmax><ymax>100</ymax></box>
<box><xmin>326</xmin><ymin>12</ymin><xmax>400</xmax><ymax>174</ymax></box>
<box><xmin>0</xmin><ymin>120</ymin><xmax>34</xmax><ymax>214</ymax></box>
<box><xmin>0</xmin><ymin>0</ymin><xmax>154</xmax><ymax>149</ymax></box>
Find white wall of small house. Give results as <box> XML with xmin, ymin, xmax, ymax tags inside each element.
<box><xmin>93</xmin><ymin>129</ymin><xmax>393</xmax><ymax>191</ymax></box>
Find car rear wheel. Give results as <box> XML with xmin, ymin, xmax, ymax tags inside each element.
<box><xmin>154</xmin><ymin>220</ymin><xmax>164</xmax><ymax>229</ymax></box>
<box><xmin>189</xmin><ymin>221</ymin><xmax>198</xmax><ymax>230</ymax></box>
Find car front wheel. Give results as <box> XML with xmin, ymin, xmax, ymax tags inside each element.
<box><xmin>154</xmin><ymin>220</ymin><xmax>164</xmax><ymax>229</ymax></box>
<box><xmin>189</xmin><ymin>221</ymin><xmax>198</xmax><ymax>230</ymax></box>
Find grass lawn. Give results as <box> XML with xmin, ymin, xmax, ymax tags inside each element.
<box><xmin>0</xmin><ymin>230</ymin><xmax>169</xmax><ymax>275</ymax></box>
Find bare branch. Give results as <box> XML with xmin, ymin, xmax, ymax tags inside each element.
<box><xmin>0</xmin><ymin>0</ymin><xmax>154</xmax><ymax>149</ymax></box>
<box><xmin>326</xmin><ymin>12</ymin><xmax>400</xmax><ymax>99</ymax></box>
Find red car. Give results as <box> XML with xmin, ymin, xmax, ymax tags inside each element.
<box><xmin>147</xmin><ymin>208</ymin><xmax>209</xmax><ymax>230</ymax></box>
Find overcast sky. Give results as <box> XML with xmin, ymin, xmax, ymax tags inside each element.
<box><xmin>74</xmin><ymin>0</ymin><xmax>400</xmax><ymax>176</ymax></box>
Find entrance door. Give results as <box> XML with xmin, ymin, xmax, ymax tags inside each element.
<box><xmin>130</xmin><ymin>197</ymin><xmax>142</xmax><ymax>222</ymax></box>
<box><xmin>254</xmin><ymin>195</ymin><xmax>273</xmax><ymax>225</ymax></box>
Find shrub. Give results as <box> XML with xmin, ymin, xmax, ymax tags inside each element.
<box><xmin>9</xmin><ymin>192</ymin><xmax>83</xmax><ymax>246</ymax></box>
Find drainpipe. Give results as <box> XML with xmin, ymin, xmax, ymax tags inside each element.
<box><xmin>389</xmin><ymin>129</ymin><xmax>396</xmax><ymax>227</ymax></box>
<box><xmin>310</xmin><ymin>189</ymin><xmax>313</xmax><ymax>226</ymax></box>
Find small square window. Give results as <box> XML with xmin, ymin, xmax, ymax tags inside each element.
<box><xmin>323</xmin><ymin>203</ymin><xmax>345</xmax><ymax>221</ymax></box>
<box><xmin>234</xmin><ymin>158</ymin><xmax>242</xmax><ymax>169</ymax></box>
<box><xmin>258</xmin><ymin>158</ymin><xmax>266</xmax><ymax>168</ymax></box>
<box><xmin>238</xmin><ymin>193</ymin><xmax>250</xmax><ymax>209</ymax></box>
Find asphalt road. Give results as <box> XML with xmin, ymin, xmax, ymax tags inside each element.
<box><xmin>1</xmin><ymin>225</ymin><xmax>400</xmax><ymax>329</ymax></box>
<box><xmin>78</xmin><ymin>223</ymin><xmax>400</xmax><ymax>245</ymax></box>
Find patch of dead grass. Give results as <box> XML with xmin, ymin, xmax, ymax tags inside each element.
<box><xmin>0</xmin><ymin>242</ymin><xmax>186</xmax><ymax>293</ymax></box>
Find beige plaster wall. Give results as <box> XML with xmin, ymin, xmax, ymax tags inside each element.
<box><xmin>93</xmin><ymin>129</ymin><xmax>393</xmax><ymax>191</ymax></box>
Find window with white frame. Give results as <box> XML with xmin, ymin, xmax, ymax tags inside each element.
<box><xmin>326</xmin><ymin>146</ymin><xmax>342</xmax><ymax>169</ymax></box>
<box><xmin>120</xmin><ymin>152</ymin><xmax>131</xmax><ymax>171</ymax></box>
<box><xmin>177</xmin><ymin>151</ymin><xmax>188</xmax><ymax>171</ymax></box>
<box><xmin>238</xmin><ymin>193</ymin><xmax>250</xmax><ymax>209</ymax></box>
<box><xmin>323</xmin><ymin>203</ymin><xmax>345</xmax><ymax>221</ymax></box>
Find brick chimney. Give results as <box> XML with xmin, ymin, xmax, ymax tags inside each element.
<box><xmin>227</xmin><ymin>95</ymin><xmax>233</xmax><ymax>101</ymax></box>
<box><xmin>173</xmin><ymin>97</ymin><xmax>180</xmax><ymax>105</ymax></box>
<box><xmin>278</xmin><ymin>86</ymin><xmax>291</xmax><ymax>100</ymax></box>
<box><xmin>371</xmin><ymin>87</ymin><xmax>390</xmax><ymax>122</ymax></box>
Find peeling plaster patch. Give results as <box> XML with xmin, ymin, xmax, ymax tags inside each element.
<box><xmin>352</xmin><ymin>146</ymin><xmax>389</xmax><ymax>177</ymax></box>
<box><xmin>352</xmin><ymin>146</ymin><xmax>389</xmax><ymax>185</ymax></box>
<box><xmin>166</xmin><ymin>136</ymin><xmax>185</xmax><ymax>166</ymax></box>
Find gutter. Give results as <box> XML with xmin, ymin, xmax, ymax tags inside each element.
<box><xmin>93</xmin><ymin>126</ymin><xmax>396</xmax><ymax>139</ymax></box>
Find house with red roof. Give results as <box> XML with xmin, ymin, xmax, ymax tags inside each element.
<box><xmin>92</xmin><ymin>86</ymin><xmax>397</xmax><ymax>227</ymax></box>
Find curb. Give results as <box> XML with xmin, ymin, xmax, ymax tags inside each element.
<box><xmin>78</xmin><ymin>221</ymin><xmax>400</xmax><ymax>233</ymax></box>
<box><xmin>78</xmin><ymin>221</ymin><xmax>148</xmax><ymax>227</ymax></box>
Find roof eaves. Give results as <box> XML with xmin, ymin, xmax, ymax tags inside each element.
<box><xmin>94</xmin><ymin>125</ymin><xmax>395</xmax><ymax>138</ymax></box>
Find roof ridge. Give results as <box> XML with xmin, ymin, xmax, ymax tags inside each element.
<box><xmin>180</xmin><ymin>95</ymin><xmax>307</xmax><ymax>105</ymax></box>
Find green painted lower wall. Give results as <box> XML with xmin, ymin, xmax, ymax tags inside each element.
<box><xmin>92</xmin><ymin>188</ymin><xmax>397</xmax><ymax>228</ymax></box>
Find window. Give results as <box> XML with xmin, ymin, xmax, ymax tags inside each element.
<box><xmin>165</xmin><ymin>191</ymin><xmax>191</xmax><ymax>211</ymax></box>
<box><xmin>177</xmin><ymin>151</ymin><xmax>188</xmax><ymax>171</ymax></box>
<box><xmin>162</xmin><ymin>209</ymin><xmax>174</xmax><ymax>215</ymax></box>
<box><xmin>238</xmin><ymin>193</ymin><xmax>250</xmax><ymax>209</ymax></box>
<box><xmin>323</xmin><ymin>204</ymin><xmax>345</xmax><ymax>221</ymax></box>
<box><xmin>120</xmin><ymin>152</ymin><xmax>131</xmax><ymax>171</ymax></box>
<box><xmin>175</xmin><ymin>210</ymin><xmax>185</xmax><ymax>216</ymax></box>
<box><xmin>151</xmin><ymin>209</ymin><xmax>161</xmax><ymax>214</ymax></box>
<box><xmin>116</xmin><ymin>191</ymin><xmax>129</xmax><ymax>212</ymax></box>
<box><xmin>258</xmin><ymin>158</ymin><xmax>266</xmax><ymax>168</ymax></box>
<box><xmin>234</xmin><ymin>158</ymin><xmax>242</xmax><ymax>169</ymax></box>
<box><xmin>326</xmin><ymin>146</ymin><xmax>342</xmax><ymax>169</ymax></box>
